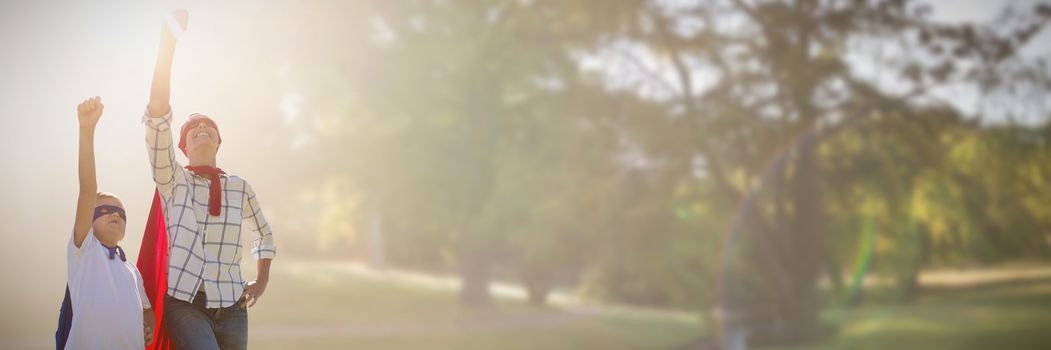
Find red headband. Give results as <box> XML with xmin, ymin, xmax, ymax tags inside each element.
<box><xmin>178</xmin><ymin>114</ymin><xmax>222</xmax><ymax>156</ymax></box>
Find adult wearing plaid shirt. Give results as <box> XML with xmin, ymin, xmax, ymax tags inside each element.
<box><xmin>142</xmin><ymin>10</ymin><xmax>275</xmax><ymax>350</ymax></box>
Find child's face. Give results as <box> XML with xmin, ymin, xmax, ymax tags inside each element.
<box><xmin>92</xmin><ymin>197</ymin><xmax>126</xmax><ymax>246</ymax></box>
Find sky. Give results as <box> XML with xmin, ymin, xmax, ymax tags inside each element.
<box><xmin>0</xmin><ymin>0</ymin><xmax>1046</xmax><ymax>346</ymax></box>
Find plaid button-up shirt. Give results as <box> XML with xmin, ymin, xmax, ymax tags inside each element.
<box><xmin>144</xmin><ymin>108</ymin><xmax>277</xmax><ymax>308</ymax></box>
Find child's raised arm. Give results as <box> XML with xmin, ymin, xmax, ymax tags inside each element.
<box><xmin>72</xmin><ymin>97</ymin><xmax>104</xmax><ymax>247</ymax></box>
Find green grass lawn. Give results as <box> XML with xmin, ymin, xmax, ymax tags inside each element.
<box><xmin>762</xmin><ymin>279</ymin><xmax>1051</xmax><ymax>350</ymax></box>
<box><xmin>11</xmin><ymin>262</ymin><xmax>1051</xmax><ymax>349</ymax></box>
<box><xmin>241</xmin><ymin>263</ymin><xmax>1051</xmax><ymax>350</ymax></box>
<box><xmin>246</xmin><ymin>262</ymin><xmax>703</xmax><ymax>349</ymax></box>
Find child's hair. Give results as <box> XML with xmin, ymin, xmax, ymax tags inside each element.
<box><xmin>96</xmin><ymin>192</ymin><xmax>121</xmax><ymax>201</ymax></box>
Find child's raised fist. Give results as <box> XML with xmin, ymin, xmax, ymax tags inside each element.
<box><xmin>76</xmin><ymin>96</ymin><xmax>104</xmax><ymax>128</ymax></box>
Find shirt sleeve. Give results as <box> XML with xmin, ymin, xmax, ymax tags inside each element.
<box><xmin>68</xmin><ymin>228</ymin><xmax>97</xmax><ymax>261</ymax></box>
<box><xmin>242</xmin><ymin>180</ymin><xmax>277</xmax><ymax>260</ymax></box>
<box><xmin>67</xmin><ymin>229</ymin><xmax>98</xmax><ymax>288</ymax></box>
<box><xmin>142</xmin><ymin>107</ymin><xmax>184</xmax><ymax>199</ymax></box>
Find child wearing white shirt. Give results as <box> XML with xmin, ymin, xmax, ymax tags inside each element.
<box><xmin>61</xmin><ymin>97</ymin><xmax>155</xmax><ymax>350</ymax></box>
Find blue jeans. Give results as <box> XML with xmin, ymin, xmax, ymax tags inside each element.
<box><xmin>165</xmin><ymin>292</ymin><xmax>248</xmax><ymax>350</ymax></box>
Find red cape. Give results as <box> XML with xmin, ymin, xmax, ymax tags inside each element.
<box><xmin>137</xmin><ymin>190</ymin><xmax>172</xmax><ymax>350</ymax></box>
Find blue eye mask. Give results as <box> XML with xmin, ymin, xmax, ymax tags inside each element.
<box><xmin>93</xmin><ymin>205</ymin><xmax>127</xmax><ymax>222</ymax></box>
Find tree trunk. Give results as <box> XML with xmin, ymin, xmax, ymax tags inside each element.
<box><xmin>367</xmin><ymin>202</ymin><xmax>386</xmax><ymax>270</ymax></box>
<box><xmin>826</xmin><ymin>256</ymin><xmax>844</xmax><ymax>295</ymax></box>
<box><xmin>523</xmin><ymin>273</ymin><xmax>551</xmax><ymax>306</ymax></box>
<box><xmin>783</xmin><ymin>139</ymin><xmax>825</xmax><ymax>343</ymax></box>
<box><xmin>459</xmin><ymin>248</ymin><xmax>492</xmax><ymax>307</ymax></box>
<box><xmin>898</xmin><ymin>224</ymin><xmax>931</xmax><ymax>302</ymax></box>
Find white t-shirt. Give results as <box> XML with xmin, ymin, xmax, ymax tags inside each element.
<box><xmin>66</xmin><ymin>229</ymin><xmax>151</xmax><ymax>350</ymax></box>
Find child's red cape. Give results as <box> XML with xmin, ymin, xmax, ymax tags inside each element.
<box><xmin>137</xmin><ymin>190</ymin><xmax>172</xmax><ymax>350</ymax></box>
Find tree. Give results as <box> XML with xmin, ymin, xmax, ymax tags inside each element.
<box><xmin>563</xmin><ymin>0</ymin><xmax>1051</xmax><ymax>344</ymax></box>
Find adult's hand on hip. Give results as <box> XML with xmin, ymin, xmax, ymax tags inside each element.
<box><xmin>240</xmin><ymin>279</ymin><xmax>268</xmax><ymax>309</ymax></box>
